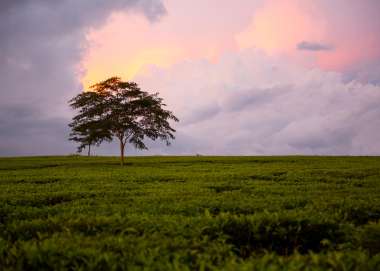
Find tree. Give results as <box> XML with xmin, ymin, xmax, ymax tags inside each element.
<box><xmin>68</xmin><ymin>91</ymin><xmax>112</xmax><ymax>156</ymax></box>
<box><xmin>68</xmin><ymin>119</ymin><xmax>112</xmax><ymax>156</ymax></box>
<box><xmin>68</xmin><ymin>77</ymin><xmax>178</xmax><ymax>165</ymax></box>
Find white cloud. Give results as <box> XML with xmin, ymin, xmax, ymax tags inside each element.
<box><xmin>136</xmin><ymin>49</ymin><xmax>380</xmax><ymax>155</ymax></box>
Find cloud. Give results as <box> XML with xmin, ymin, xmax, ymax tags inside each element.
<box><xmin>136</xmin><ymin>49</ymin><xmax>380</xmax><ymax>155</ymax></box>
<box><xmin>236</xmin><ymin>0</ymin><xmax>326</xmax><ymax>55</ymax></box>
<box><xmin>81</xmin><ymin>0</ymin><xmax>263</xmax><ymax>88</ymax></box>
<box><xmin>297</xmin><ymin>41</ymin><xmax>333</xmax><ymax>51</ymax></box>
<box><xmin>0</xmin><ymin>105</ymin><xmax>71</xmax><ymax>156</ymax></box>
<box><xmin>1</xmin><ymin>0</ymin><xmax>380</xmax><ymax>156</ymax></box>
<box><xmin>235</xmin><ymin>0</ymin><xmax>380</xmax><ymax>73</ymax></box>
<box><xmin>0</xmin><ymin>0</ymin><xmax>165</xmax><ymax>156</ymax></box>
<box><xmin>342</xmin><ymin>60</ymin><xmax>380</xmax><ymax>85</ymax></box>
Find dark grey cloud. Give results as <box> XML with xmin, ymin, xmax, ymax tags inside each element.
<box><xmin>0</xmin><ymin>105</ymin><xmax>71</xmax><ymax>156</ymax></box>
<box><xmin>297</xmin><ymin>41</ymin><xmax>333</xmax><ymax>51</ymax></box>
<box><xmin>0</xmin><ymin>0</ymin><xmax>165</xmax><ymax>156</ymax></box>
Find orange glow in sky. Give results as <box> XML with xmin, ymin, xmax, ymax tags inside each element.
<box><xmin>83</xmin><ymin>46</ymin><xmax>182</xmax><ymax>89</ymax></box>
<box><xmin>81</xmin><ymin>13</ymin><xmax>184</xmax><ymax>89</ymax></box>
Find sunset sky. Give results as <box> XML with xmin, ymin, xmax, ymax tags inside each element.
<box><xmin>1</xmin><ymin>0</ymin><xmax>380</xmax><ymax>155</ymax></box>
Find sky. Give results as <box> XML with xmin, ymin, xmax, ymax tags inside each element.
<box><xmin>1</xmin><ymin>0</ymin><xmax>380</xmax><ymax>156</ymax></box>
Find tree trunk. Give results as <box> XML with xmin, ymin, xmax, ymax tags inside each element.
<box><xmin>120</xmin><ymin>140</ymin><xmax>125</xmax><ymax>166</ymax></box>
<box><xmin>88</xmin><ymin>144</ymin><xmax>91</xmax><ymax>157</ymax></box>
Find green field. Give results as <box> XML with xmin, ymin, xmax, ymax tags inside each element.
<box><xmin>1</xmin><ymin>156</ymin><xmax>380</xmax><ymax>270</ymax></box>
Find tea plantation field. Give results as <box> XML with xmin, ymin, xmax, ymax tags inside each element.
<box><xmin>1</xmin><ymin>156</ymin><xmax>380</xmax><ymax>270</ymax></box>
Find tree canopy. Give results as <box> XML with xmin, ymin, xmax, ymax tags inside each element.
<box><xmin>68</xmin><ymin>77</ymin><xmax>178</xmax><ymax>164</ymax></box>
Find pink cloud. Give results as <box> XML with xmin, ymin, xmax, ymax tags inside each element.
<box><xmin>236</xmin><ymin>0</ymin><xmax>380</xmax><ymax>72</ymax></box>
<box><xmin>81</xmin><ymin>0</ymin><xmax>262</xmax><ymax>87</ymax></box>
<box><xmin>82</xmin><ymin>0</ymin><xmax>380</xmax><ymax>88</ymax></box>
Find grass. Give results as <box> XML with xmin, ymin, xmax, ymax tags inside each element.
<box><xmin>0</xmin><ymin>155</ymin><xmax>380</xmax><ymax>270</ymax></box>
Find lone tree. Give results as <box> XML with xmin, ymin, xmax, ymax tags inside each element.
<box><xmin>69</xmin><ymin>77</ymin><xmax>178</xmax><ymax>165</ymax></box>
